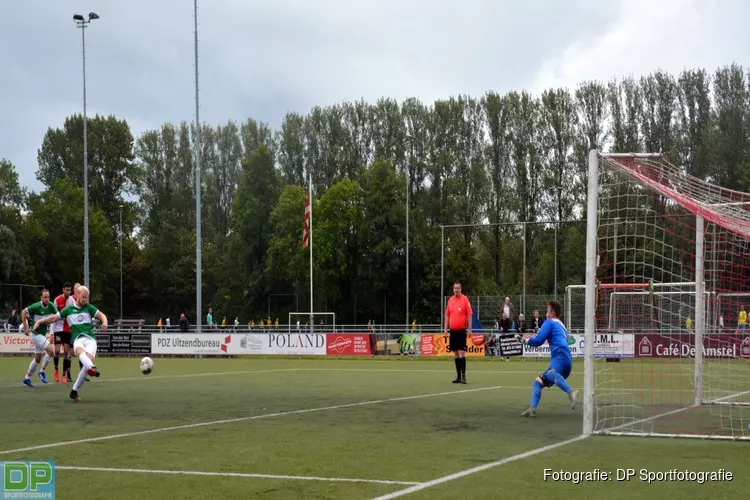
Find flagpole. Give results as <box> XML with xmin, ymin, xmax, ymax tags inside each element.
<box><xmin>308</xmin><ymin>173</ymin><xmax>314</xmax><ymax>332</ymax></box>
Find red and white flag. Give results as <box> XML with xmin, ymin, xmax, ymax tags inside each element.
<box><xmin>302</xmin><ymin>181</ymin><xmax>311</xmax><ymax>248</ymax></box>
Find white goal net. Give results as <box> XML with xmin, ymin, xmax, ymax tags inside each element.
<box><xmin>582</xmin><ymin>151</ymin><xmax>750</xmax><ymax>440</ymax></box>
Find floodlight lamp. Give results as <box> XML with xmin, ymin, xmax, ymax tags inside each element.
<box><xmin>73</xmin><ymin>14</ymin><xmax>85</xmax><ymax>22</ymax></box>
<box><xmin>89</xmin><ymin>12</ymin><xmax>100</xmax><ymax>20</ymax></box>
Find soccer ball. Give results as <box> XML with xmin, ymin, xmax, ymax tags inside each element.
<box><xmin>140</xmin><ymin>357</ymin><xmax>154</xmax><ymax>375</ymax></box>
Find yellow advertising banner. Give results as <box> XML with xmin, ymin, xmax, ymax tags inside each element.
<box><xmin>420</xmin><ymin>333</ymin><xmax>486</xmax><ymax>356</ymax></box>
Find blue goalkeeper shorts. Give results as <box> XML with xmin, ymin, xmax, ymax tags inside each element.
<box><xmin>548</xmin><ymin>356</ymin><xmax>572</xmax><ymax>380</ymax></box>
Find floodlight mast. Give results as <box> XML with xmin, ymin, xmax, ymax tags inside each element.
<box><xmin>72</xmin><ymin>12</ymin><xmax>99</xmax><ymax>288</ymax></box>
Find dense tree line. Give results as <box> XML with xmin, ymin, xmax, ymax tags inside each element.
<box><xmin>1</xmin><ymin>64</ymin><xmax>749</xmax><ymax>325</ymax></box>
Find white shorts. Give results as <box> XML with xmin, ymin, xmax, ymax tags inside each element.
<box><xmin>73</xmin><ymin>336</ymin><xmax>97</xmax><ymax>356</ymax></box>
<box><xmin>30</xmin><ymin>334</ymin><xmax>50</xmax><ymax>354</ymax></box>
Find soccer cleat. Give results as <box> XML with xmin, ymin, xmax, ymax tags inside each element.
<box><xmin>521</xmin><ymin>406</ymin><xmax>537</xmax><ymax>418</ymax></box>
<box><xmin>54</xmin><ymin>369</ymin><xmax>60</xmax><ymax>383</ymax></box>
<box><xmin>460</xmin><ymin>377</ymin><xmax>467</xmax><ymax>384</ymax></box>
<box><xmin>569</xmin><ymin>390</ymin><xmax>579</xmax><ymax>410</ymax></box>
<box><xmin>87</xmin><ymin>366</ymin><xmax>100</xmax><ymax>378</ymax></box>
<box><xmin>38</xmin><ymin>371</ymin><xmax>48</xmax><ymax>384</ymax></box>
<box><xmin>69</xmin><ymin>390</ymin><xmax>80</xmax><ymax>402</ymax></box>
<box><xmin>62</xmin><ymin>373</ymin><xmax>68</xmax><ymax>383</ymax></box>
<box><xmin>452</xmin><ymin>377</ymin><xmax>461</xmax><ymax>384</ymax></box>
<box><xmin>23</xmin><ymin>378</ymin><xmax>34</xmax><ymax>388</ymax></box>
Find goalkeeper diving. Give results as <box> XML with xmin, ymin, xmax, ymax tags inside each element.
<box><xmin>514</xmin><ymin>299</ymin><xmax>579</xmax><ymax>418</ymax></box>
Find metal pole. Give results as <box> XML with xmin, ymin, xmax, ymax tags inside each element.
<box><xmin>522</xmin><ymin>222</ymin><xmax>526</xmax><ymax>314</ymax></box>
<box><xmin>406</xmin><ymin>149</ymin><xmax>410</xmax><ymax>332</ymax></box>
<box><xmin>583</xmin><ymin>149</ymin><xmax>599</xmax><ymax>436</ymax></box>
<box><xmin>120</xmin><ymin>205</ymin><xmax>123</xmax><ymax>322</ymax></box>
<box><xmin>194</xmin><ymin>0</ymin><xmax>202</xmax><ymax>333</ymax></box>
<box><xmin>613</xmin><ymin>218</ymin><xmax>618</xmax><ymax>284</ymax></box>
<box><xmin>694</xmin><ymin>215</ymin><xmax>705</xmax><ymax>406</ymax></box>
<box><xmin>554</xmin><ymin>221</ymin><xmax>558</xmax><ymax>296</ymax></box>
<box><xmin>309</xmin><ymin>174</ymin><xmax>314</xmax><ymax>332</ymax></box>
<box><xmin>440</xmin><ymin>225</ymin><xmax>444</xmax><ymax>329</ymax></box>
<box><xmin>81</xmin><ymin>23</ymin><xmax>90</xmax><ymax>288</ymax></box>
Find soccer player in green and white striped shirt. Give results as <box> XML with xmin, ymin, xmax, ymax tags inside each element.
<box><xmin>21</xmin><ymin>288</ymin><xmax>58</xmax><ymax>387</ymax></box>
<box><xmin>34</xmin><ymin>286</ymin><xmax>108</xmax><ymax>402</ymax></box>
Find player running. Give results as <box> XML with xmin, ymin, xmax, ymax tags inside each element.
<box><xmin>33</xmin><ymin>286</ymin><xmax>108</xmax><ymax>402</ymax></box>
<box><xmin>515</xmin><ymin>299</ymin><xmax>579</xmax><ymax>418</ymax></box>
<box><xmin>52</xmin><ymin>282</ymin><xmax>74</xmax><ymax>382</ymax></box>
<box><xmin>21</xmin><ymin>289</ymin><xmax>58</xmax><ymax>387</ymax></box>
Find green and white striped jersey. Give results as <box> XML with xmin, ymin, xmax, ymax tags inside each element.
<box><xmin>26</xmin><ymin>301</ymin><xmax>58</xmax><ymax>336</ymax></box>
<box><xmin>59</xmin><ymin>303</ymin><xmax>100</xmax><ymax>342</ymax></box>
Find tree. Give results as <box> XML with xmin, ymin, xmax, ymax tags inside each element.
<box><xmin>230</xmin><ymin>145</ymin><xmax>282</xmax><ymax>314</ymax></box>
<box><xmin>37</xmin><ymin>114</ymin><xmax>138</xmax><ymax>226</ymax></box>
<box><xmin>24</xmin><ymin>178</ymin><xmax>117</xmax><ymax>307</ymax></box>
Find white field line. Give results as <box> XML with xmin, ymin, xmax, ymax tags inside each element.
<box><xmin>0</xmin><ymin>385</ymin><xmax>504</xmax><ymax>456</ymax></box>
<box><xmin>0</xmin><ymin>368</ymin><xmax>305</xmax><ymax>389</ymax></box>
<box><xmin>370</xmin><ymin>435</ymin><xmax>588</xmax><ymax>500</ymax></box>
<box><xmin>55</xmin><ymin>465</ymin><xmax>420</xmax><ymax>486</ymax></box>
<box><xmin>0</xmin><ymin>367</ymin><xmax>581</xmax><ymax>390</ymax></box>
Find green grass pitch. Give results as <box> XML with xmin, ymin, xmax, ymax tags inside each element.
<box><xmin>0</xmin><ymin>356</ymin><xmax>746</xmax><ymax>499</ymax></box>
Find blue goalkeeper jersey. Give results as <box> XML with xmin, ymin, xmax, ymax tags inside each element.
<box><xmin>527</xmin><ymin>318</ymin><xmax>572</xmax><ymax>363</ymax></box>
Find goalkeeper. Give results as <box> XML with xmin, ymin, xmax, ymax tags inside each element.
<box><xmin>515</xmin><ymin>300</ymin><xmax>578</xmax><ymax>418</ymax></box>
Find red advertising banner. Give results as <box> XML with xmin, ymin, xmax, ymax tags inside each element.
<box><xmin>326</xmin><ymin>334</ymin><xmax>373</xmax><ymax>356</ymax></box>
<box><xmin>634</xmin><ymin>333</ymin><xmax>750</xmax><ymax>359</ymax></box>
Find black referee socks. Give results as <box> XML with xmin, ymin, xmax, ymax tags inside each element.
<box><xmin>454</xmin><ymin>358</ymin><xmax>461</xmax><ymax>377</ymax></box>
<box><xmin>460</xmin><ymin>357</ymin><xmax>467</xmax><ymax>376</ymax></box>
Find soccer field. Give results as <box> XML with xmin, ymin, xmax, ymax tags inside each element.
<box><xmin>0</xmin><ymin>357</ymin><xmax>746</xmax><ymax>499</ymax></box>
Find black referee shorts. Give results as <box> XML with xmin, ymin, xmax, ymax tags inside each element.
<box><xmin>449</xmin><ymin>329</ymin><xmax>467</xmax><ymax>352</ymax></box>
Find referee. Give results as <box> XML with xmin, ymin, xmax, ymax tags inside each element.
<box><xmin>444</xmin><ymin>281</ymin><xmax>473</xmax><ymax>384</ymax></box>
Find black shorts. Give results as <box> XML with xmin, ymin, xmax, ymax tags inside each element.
<box><xmin>449</xmin><ymin>329</ymin><xmax>467</xmax><ymax>352</ymax></box>
<box><xmin>54</xmin><ymin>332</ymin><xmax>72</xmax><ymax>347</ymax></box>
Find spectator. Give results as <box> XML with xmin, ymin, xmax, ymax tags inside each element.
<box><xmin>498</xmin><ymin>312</ymin><xmax>512</xmax><ymax>361</ymax></box>
<box><xmin>516</xmin><ymin>314</ymin><xmax>527</xmax><ymax>333</ymax></box>
<box><xmin>206</xmin><ymin>307</ymin><xmax>214</xmax><ymax>329</ymax></box>
<box><xmin>296</xmin><ymin>319</ymin><xmax>301</xmax><ymax>331</ymax></box>
<box><xmin>532</xmin><ymin>310</ymin><xmax>544</xmax><ymax>332</ymax></box>
<box><xmin>502</xmin><ymin>297</ymin><xmax>515</xmax><ymax>323</ymax></box>
<box><xmin>157</xmin><ymin>318</ymin><xmax>163</xmax><ymax>330</ymax></box>
<box><xmin>739</xmin><ymin>306</ymin><xmax>747</xmax><ymax>331</ymax></box>
<box><xmin>275</xmin><ymin>318</ymin><xmax>280</xmax><ymax>329</ymax></box>
<box><xmin>8</xmin><ymin>310</ymin><xmax>19</xmax><ymax>332</ymax></box>
<box><xmin>179</xmin><ymin>313</ymin><xmax>189</xmax><ymax>332</ymax></box>
<box><xmin>165</xmin><ymin>317</ymin><xmax>171</xmax><ymax>329</ymax></box>
<box><xmin>234</xmin><ymin>317</ymin><xmax>239</xmax><ymax>329</ymax></box>
<box><xmin>221</xmin><ymin>316</ymin><xmax>227</xmax><ymax>328</ymax></box>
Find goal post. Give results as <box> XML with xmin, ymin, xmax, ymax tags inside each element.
<box><xmin>584</xmin><ymin>149</ymin><xmax>750</xmax><ymax>440</ymax></box>
<box><xmin>288</xmin><ymin>312</ymin><xmax>336</xmax><ymax>333</ymax></box>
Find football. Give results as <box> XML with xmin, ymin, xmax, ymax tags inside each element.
<box><xmin>140</xmin><ymin>356</ymin><xmax>154</xmax><ymax>375</ymax></box>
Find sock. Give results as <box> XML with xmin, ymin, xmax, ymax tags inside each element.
<box><xmin>78</xmin><ymin>352</ymin><xmax>94</xmax><ymax>371</ymax></box>
<box><xmin>73</xmin><ymin>366</ymin><xmax>88</xmax><ymax>391</ymax></box>
<box><xmin>26</xmin><ymin>359</ymin><xmax>39</xmax><ymax>378</ymax></box>
<box><xmin>53</xmin><ymin>355</ymin><xmax>59</xmax><ymax>370</ymax></box>
<box><xmin>63</xmin><ymin>357</ymin><xmax>71</xmax><ymax>376</ymax></box>
<box><xmin>454</xmin><ymin>358</ymin><xmax>461</xmax><ymax>378</ymax></box>
<box><xmin>42</xmin><ymin>354</ymin><xmax>51</xmax><ymax>370</ymax></box>
<box><xmin>548</xmin><ymin>371</ymin><xmax>572</xmax><ymax>394</ymax></box>
<box><xmin>460</xmin><ymin>357</ymin><xmax>467</xmax><ymax>376</ymax></box>
<box><xmin>531</xmin><ymin>380</ymin><xmax>543</xmax><ymax>407</ymax></box>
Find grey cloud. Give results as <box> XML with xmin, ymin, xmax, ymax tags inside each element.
<box><xmin>0</xmin><ymin>0</ymin><xmax>743</xmax><ymax>193</ymax></box>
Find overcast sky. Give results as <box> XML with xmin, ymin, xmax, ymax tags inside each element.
<box><xmin>1</xmin><ymin>0</ymin><xmax>747</xmax><ymax>192</ymax></box>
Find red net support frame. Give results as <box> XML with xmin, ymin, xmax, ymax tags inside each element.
<box><xmin>583</xmin><ymin>151</ymin><xmax>750</xmax><ymax>440</ymax></box>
